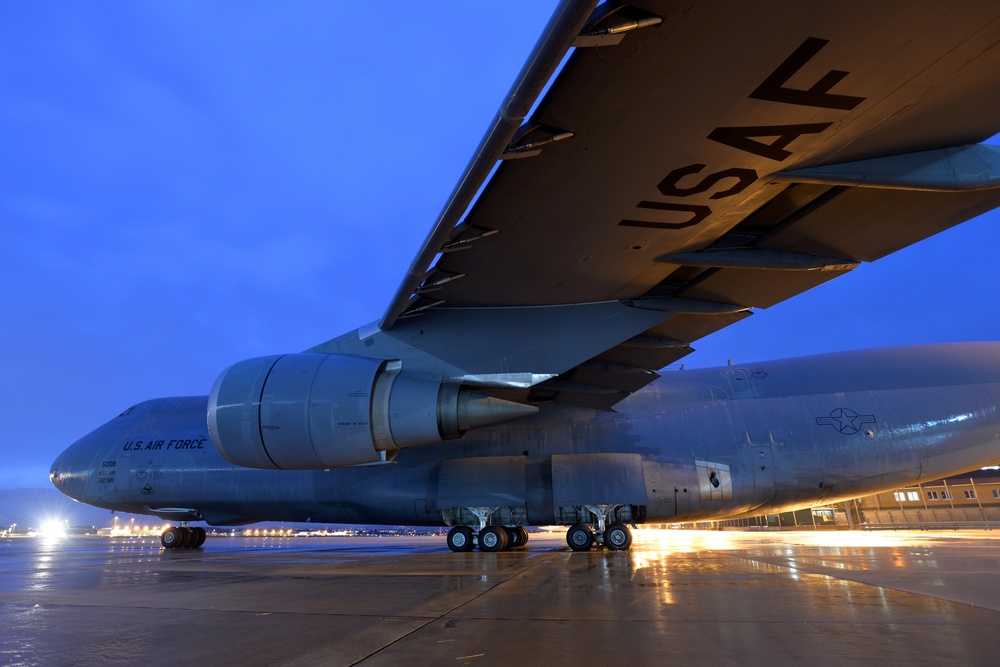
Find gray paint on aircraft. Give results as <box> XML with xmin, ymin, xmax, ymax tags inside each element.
<box><xmin>52</xmin><ymin>343</ymin><xmax>1000</xmax><ymax>528</ymax></box>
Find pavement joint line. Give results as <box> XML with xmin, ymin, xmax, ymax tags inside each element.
<box><xmin>348</xmin><ymin>547</ymin><xmax>562</xmax><ymax>666</ymax></box>
<box><xmin>735</xmin><ymin>553</ymin><xmax>1000</xmax><ymax>614</ymax></box>
<box><xmin>3</xmin><ymin>600</ymin><xmax>996</xmax><ymax>627</ymax></box>
<box><xmin>0</xmin><ymin>600</ymin><xmax>439</xmax><ymax>621</ymax></box>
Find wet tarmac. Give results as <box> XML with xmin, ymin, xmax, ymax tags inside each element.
<box><xmin>2</xmin><ymin>529</ymin><xmax>1000</xmax><ymax>666</ymax></box>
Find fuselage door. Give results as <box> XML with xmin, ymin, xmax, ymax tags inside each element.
<box><xmin>749</xmin><ymin>445</ymin><xmax>776</xmax><ymax>508</ymax></box>
<box><xmin>725</xmin><ymin>368</ymin><xmax>755</xmax><ymax>398</ymax></box>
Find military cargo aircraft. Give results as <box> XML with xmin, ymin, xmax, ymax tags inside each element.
<box><xmin>51</xmin><ymin>1</ymin><xmax>1000</xmax><ymax>551</ymax></box>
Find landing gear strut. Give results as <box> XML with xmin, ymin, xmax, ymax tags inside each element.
<box><xmin>565</xmin><ymin>505</ymin><xmax>633</xmax><ymax>552</ymax></box>
<box><xmin>445</xmin><ymin>507</ymin><xmax>529</xmax><ymax>552</ymax></box>
<box><xmin>161</xmin><ymin>524</ymin><xmax>206</xmax><ymax>549</ymax></box>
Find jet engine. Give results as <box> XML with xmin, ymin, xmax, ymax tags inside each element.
<box><xmin>207</xmin><ymin>353</ymin><xmax>537</xmax><ymax>470</ymax></box>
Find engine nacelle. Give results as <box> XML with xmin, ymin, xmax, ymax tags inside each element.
<box><xmin>207</xmin><ymin>353</ymin><xmax>537</xmax><ymax>470</ymax></box>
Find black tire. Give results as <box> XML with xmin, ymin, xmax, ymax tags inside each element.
<box><xmin>566</xmin><ymin>523</ymin><xmax>594</xmax><ymax>551</ymax></box>
<box><xmin>478</xmin><ymin>526</ymin><xmax>508</xmax><ymax>552</ymax></box>
<box><xmin>161</xmin><ymin>527</ymin><xmax>182</xmax><ymax>549</ymax></box>
<box><xmin>605</xmin><ymin>523</ymin><xmax>632</xmax><ymax>551</ymax></box>
<box><xmin>446</xmin><ymin>526</ymin><xmax>474</xmax><ymax>552</ymax></box>
<box><xmin>177</xmin><ymin>526</ymin><xmax>192</xmax><ymax>548</ymax></box>
<box><xmin>190</xmin><ymin>527</ymin><xmax>207</xmax><ymax>548</ymax></box>
<box><xmin>516</xmin><ymin>526</ymin><xmax>529</xmax><ymax>546</ymax></box>
<box><xmin>504</xmin><ymin>526</ymin><xmax>521</xmax><ymax>548</ymax></box>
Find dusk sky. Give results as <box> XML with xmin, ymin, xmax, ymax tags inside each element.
<box><xmin>3</xmin><ymin>3</ymin><xmax>1000</xmax><ymax>492</ymax></box>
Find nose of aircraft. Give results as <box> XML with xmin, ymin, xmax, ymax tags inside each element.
<box><xmin>50</xmin><ymin>448</ymin><xmax>71</xmax><ymax>496</ymax></box>
<box><xmin>49</xmin><ymin>443</ymin><xmax>90</xmax><ymax>502</ymax></box>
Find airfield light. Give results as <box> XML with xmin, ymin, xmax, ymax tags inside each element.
<box><xmin>38</xmin><ymin>519</ymin><xmax>68</xmax><ymax>539</ymax></box>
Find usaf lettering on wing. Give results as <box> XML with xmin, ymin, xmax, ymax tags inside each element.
<box><xmin>619</xmin><ymin>37</ymin><xmax>867</xmax><ymax>230</ymax></box>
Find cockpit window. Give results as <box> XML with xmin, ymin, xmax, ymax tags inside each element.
<box><xmin>117</xmin><ymin>406</ymin><xmax>136</xmax><ymax>417</ymax></box>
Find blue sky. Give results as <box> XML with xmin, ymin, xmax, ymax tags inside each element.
<box><xmin>3</xmin><ymin>2</ymin><xmax>1000</xmax><ymax>490</ymax></box>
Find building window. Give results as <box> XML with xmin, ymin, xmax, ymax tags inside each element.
<box><xmin>893</xmin><ymin>492</ymin><xmax>905</xmax><ymax>502</ymax></box>
<box><xmin>942</xmin><ymin>491</ymin><xmax>953</xmax><ymax>500</ymax></box>
<box><xmin>993</xmin><ymin>489</ymin><xmax>1000</xmax><ymax>499</ymax></box>
<box><xmin>926</xmin><ymin>491</ymin><xmax>939</xmax><ymax>500</ymax></box>
<box><xmin>906</xmin><ymin>491</ymin><xmax>919</xmax><ymax>501</ymax></box>
<box><xmin>964</xmin><ymin>490</ymin><xmax>977</xmax><ymax>500</ymax></box>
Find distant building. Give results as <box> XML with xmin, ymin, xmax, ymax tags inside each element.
<box><xmin>859</xmin><ymin>468</ymin><xmax>1000</xmax><ymax>527</ymax></box>
<box><xmin>707</xmin><ymin>469</ymin><xmax>1000</xmax><ymax>530</ymax></box>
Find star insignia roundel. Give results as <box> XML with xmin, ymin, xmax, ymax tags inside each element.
<box><xmin>815</xmin><ymin>408</ymin><xmax>876</xmax><ymax>435</ymax></box>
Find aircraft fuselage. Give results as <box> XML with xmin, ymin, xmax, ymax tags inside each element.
<box><xmin>51</xmin><ymin>343</ymin><xmax>1000</xmax><ymax>533</ymax></box>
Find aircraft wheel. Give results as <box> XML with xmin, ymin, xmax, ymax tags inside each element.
<box><xmin>478</xmin><ymin>526</ymin><xmax>508</xmax><ymax>552</ymax></box>
<box><xmin>161</xmin><ymin>527</ymin><xmax>182</xmax><ymax>549</ymax></box>
<box><xmin>566</xmin><ymin>523</ymin><xmax>594</xmax><ymax>551</ymax></box>
<box><xmin>504</xmin><ymin>526</ymin><xmax>522</xmax><ymax>549</ymax></box>
<box><xmin>446</xmin><ymin>526</ymin><xmax>474</xmax><ymax>552</ymax></box>
<box><xmin>605</xmin><ymin>523</ymin><xmax>632</xmax><ymax>551</ymax></box>
<box><xmin>176</xmin><ymin>526</ymin><xmax>192</xmax><ymax>548</ymax></box>
<box><xmin>190</xmin><ymin>527</ymin><xmax>207</xmax><ymax>548</ymax></box>
<box><xmin>516</xmin><ymin>526</ymin><xmax>529</xmax><ymax>546</ymax></box>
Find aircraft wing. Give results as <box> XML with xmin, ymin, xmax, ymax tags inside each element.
<box><xmin>320</xmin><ymin>1</ymin><xmax>1000</xmax><ymax>410</ymax></box>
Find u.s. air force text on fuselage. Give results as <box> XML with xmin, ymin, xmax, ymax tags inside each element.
<box><xmin>121</xmin><ymin>439</ymin><xmax>208</xmax><ymax>452</ymax></box>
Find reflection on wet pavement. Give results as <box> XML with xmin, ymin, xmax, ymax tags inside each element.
<box><xmin>2</xmin><ymin>530</ymin><xmax>1000</xmax><ymax>665</ymax></box>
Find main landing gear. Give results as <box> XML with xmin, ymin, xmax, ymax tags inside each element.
<box><xmin>566</xmin><ymin>522</ymin><xmax>632</xmax><ymax>551</ymax></box>
<box><xmin>444</xmin><ymin>504</ymin><xmax>636</xmax><ymax>552</ymax></box>
<box><xmin>445</xmin><ymin>506</ymin><xmax>529</xmax><ymax>552</ymax></box>
<box><xmin>446</xmin><ymin>524</ymin><xmax>530</xmax><ymax>552</ymax></box>
<box><xmin>566</xmin><ymin>505</ymin><xmax>633</xmax><ymax>552</ymax></box>
<box><xmin>160</xmin><ymin>524</ymin><xmax>206</xmax><ymax>549</ymax></box>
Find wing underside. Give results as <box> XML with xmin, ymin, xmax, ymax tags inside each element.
<box><xmin>319</xmin><ymin>1</ymin><xmax>1000</xmax><ymax>410</ymax></box>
